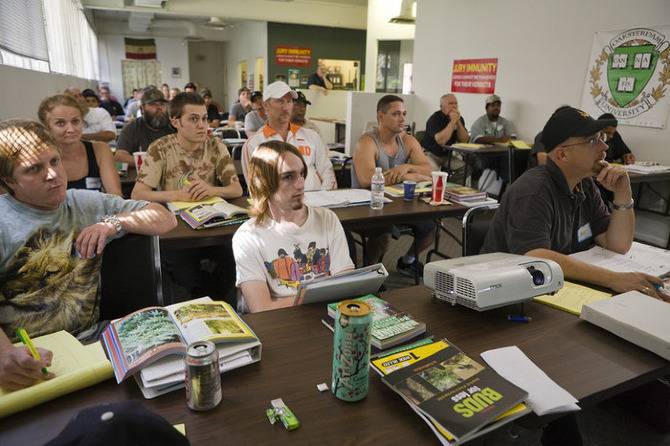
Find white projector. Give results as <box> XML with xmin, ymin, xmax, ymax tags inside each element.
<box><xmin>424</xmin><ymin>253</ymin><xmax>564</xmax><ymax>311</ymax></box>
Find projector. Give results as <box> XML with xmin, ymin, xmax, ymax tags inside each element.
<box><xmin>424</xmin><ymin>253</ymin><xmax>564</xmax><ymax>311</ymax></box>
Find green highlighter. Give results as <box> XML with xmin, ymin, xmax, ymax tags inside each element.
<box><xmin>16</xmin><ymin>328</ymin><xmax>48</xmax><ymax>376</ymax></box>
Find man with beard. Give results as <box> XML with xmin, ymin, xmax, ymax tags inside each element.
<box><xmin>469</xmin><ymin>95</ymin><xmax>516</xmax><ymax>144</ymax></box>
<box><xmin>115</xmin><ymin>87</ymin><xmax>174</xmax><ymax>167</ymax></box>
<box><xmin>241</xmin><ymin>81</ymin><xmax>336</xmax><ymax>191</ymax></box>
<box><xmin>0</xmin><ymin>119</ymin><xmax>176</xmax><ymax>390</ymax></box>
<box><xmin>481</xmin><ymin>106</ymin><xmax>665</xmax><ymax>299</ymax></box>
<box><xmin>233</xmin><ymin>140</ymin><xmax>353</xmax><ymax>313</ymax></box>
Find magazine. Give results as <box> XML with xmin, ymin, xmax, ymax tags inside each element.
<box><xmin>371</xmin><ymin>339</ymin><xmax>528</xmax><ymax>444</ymax></box>
<box><xmin>167</xmin><ymin>196</ymin><xmax>225</xmax><ymax>214</ymax></box>
<box><xmin>101</xmin><ymin>297</ymin><xmax>261</xmax><ymax>385</ymax></box>
<box><xmin>179</xmin><ymin>200</ymin><xmax>249</xmax><ymax>229</ymax></box>
<box><xmin>324</xmin><ymin>294</ymin><xmax>426</xmax><ymax>350</ymax></box>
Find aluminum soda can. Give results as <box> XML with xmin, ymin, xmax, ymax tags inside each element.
<box><xmin>185</xmin><ymin>340</ymin><xmax>222</xmax><ymax>411</ymax></box>
<box><xmin>331</xmin><ymin>300</ymin><xmax>372</xmax><ymax>402</ymax></box>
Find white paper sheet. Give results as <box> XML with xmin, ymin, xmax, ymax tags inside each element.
<box><xmin>570</xmin><ymin>242</ymin><xmax>670</xmax><ymax>277</ymax></box>
<box><xmin>304</xmin><ymin>189</ymin><xmax>389</xmax><ymax>208</ymax></box>
<box><xmin>481</xmin><ymin>346</ymin><xmax>580</xmax><ymax>416</ymax></box>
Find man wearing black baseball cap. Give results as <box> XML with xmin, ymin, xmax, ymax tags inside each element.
<box><xmin>482</xmin><ymin>106</ymin><xmax>665</xmax><ymax>299</ymax></box>
<box><xmin>291</xmin><ymin>91</ymin><xmax>322</xmax><ymax>137</ymax></box>
<box><xmin>115</xmin><ymin>86</ymin><xmax>174</xmax><ymax>167</ymax></box>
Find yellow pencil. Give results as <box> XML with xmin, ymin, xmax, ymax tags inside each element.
<box><xmin>16</xmin><ymin>328</ymin><xmax>48</xmax><ymax>376</ymax></box>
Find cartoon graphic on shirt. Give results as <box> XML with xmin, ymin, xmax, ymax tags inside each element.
<box><xmin>0</xmin><ymin>227</ymin><xmax>101</xmax><ymax>342</ymax></box>
<box><xmin>264</xmin><ymin>242</ymin><xmax>331</xmax><ymax>288</ymax></box>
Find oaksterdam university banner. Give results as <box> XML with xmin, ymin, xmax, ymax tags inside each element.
<box><xmin>580</xmin><ymin>26</ymin><xmax>670</xmax><ymax>128</ymax></box>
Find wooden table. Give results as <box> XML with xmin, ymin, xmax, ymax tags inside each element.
<box><xmin>2</xmin><ymin>286</ymin><xmax>667</xmax><ymax>445</ymax></box>
<box><xmin>160</xmin><ymin>196</ymin><xmax>467</xmax><ymax>250</ymax></box>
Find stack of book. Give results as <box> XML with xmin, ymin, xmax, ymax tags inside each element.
<box><xmin>322</xmin><ymin>295</ymin><xmax>427</xmax><ymax>353</ymax></box>
<box><xmin>444</xmin><ymin>186</ymin><xmax>496</xmax><ymax>207</ymax></box>
<box><xmin>371</xmin><ymin>339</ymin><xmax>529</xmax><ymax>445</ymax></box>
<box><xmin>102</xmin><ymin>297</ymin><xmax>261</xmax><ymax>399</ymax></box>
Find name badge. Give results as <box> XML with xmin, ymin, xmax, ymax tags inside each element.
<box><xmin>577</xmin><ymin>222</ymin><xmax>593</xmax><ymax>243</ymax></box>
<box><xmin>86</xmin><ymin>177</ymin><xmax>102</xmax><ymax>190</ymax></box>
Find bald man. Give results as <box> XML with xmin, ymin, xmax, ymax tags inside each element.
<box><xmin>421</xmin><ymin>94</ymin><xmax>469</xmax><ymax>157</ymax></box>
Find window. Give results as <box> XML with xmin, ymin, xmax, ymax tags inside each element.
<box><xmin>42</xmin><ymin>0</ymin><xmax>99</xmax><ymax>80</ymax></box>
<box><xmin>0</xmin><ymin>0</ymin><xmax>50</xmax><ymax>72</ymax></box>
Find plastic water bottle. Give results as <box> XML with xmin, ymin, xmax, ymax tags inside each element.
<box><xmin>370</xmin><ymin>167</ymin><xmax>385</xmax><ymax>210</ymax></box>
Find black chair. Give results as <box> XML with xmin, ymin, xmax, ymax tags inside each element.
<box><xmin>461</xmin><ymin>203</ymin><xmax>499</xmax><ymax>256</ymax></box>
<box><xmin>99</xmin><ymin>234</ymin><xmax>163</xmax><ymax>320</ymax></box>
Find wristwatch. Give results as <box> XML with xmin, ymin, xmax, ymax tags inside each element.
<box><xmin>101</xmin><ymin>214</ymin><xmax>122</xmax><ymax>234</ymax></box>
<box><xmin>612</xmin><ymin>199</ymin><xmax>634</xmax><ymax>211</ymax></box>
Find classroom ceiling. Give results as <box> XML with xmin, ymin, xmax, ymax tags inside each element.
<box><xmin>83</xmin><ymin>0</ymin><xmax>368</xmax><ymax>36</ymax></box>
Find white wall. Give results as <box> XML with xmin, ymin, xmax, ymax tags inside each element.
<box><xmin>0</xmin><ymin>65</ymin><xmax>95</xmax><ymax>121</ymax></box>
<box><xmin>413</xmin><ymin>0</ymin><xmax>670</xmax><ymax>164</ymax></box>
<box><xmin>222</xmin><ymin>21</ymin><xmax>267</xmax><ymax>111</ymax></box>
<box><xmin>364</xmin><ymin>0</ymin><xmax>415</xmax><ymax>92</ymax></box>
<box><xmin>98</xmin><ymin>35</ymin><xmax>190</xmax><ymax>102</ymax></box>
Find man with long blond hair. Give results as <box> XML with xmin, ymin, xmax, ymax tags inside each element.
<box><xmin>0</xmin><ymin>119</ymin><xmax>176</xmax><ymax>391</ymax></box>
<box><xmin>232</xmin><ymin>140</ymin><xmax>353</xmax><ymax>313</ymax></box>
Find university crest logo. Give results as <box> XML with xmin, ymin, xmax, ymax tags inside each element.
<box><xmin>589</xmin><ymin>28</ymin><xmax>670</xmax><ymax>119</ymax></box>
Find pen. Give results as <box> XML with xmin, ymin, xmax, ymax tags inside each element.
<box><xmin>16</xmin><ymin>328</ymin><xmax>48</xmax><ymax>376</ymax></box>
<box><xmin>507</xmin><ymin>315</ymin><xmax>532</xmax><ymax>323</ymax></box>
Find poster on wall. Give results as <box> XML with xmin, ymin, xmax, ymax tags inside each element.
<box><xmin>275</xmin><ymin>46</ymin><xmax>312</xmax><ymax>67</ymax></box>
<box><xmin>451</xmin><ymin>58</ymin><xmax>498</xmax><ymax>94</ymax></box>
<box><xmin>288</xmin><ymin>69</ymin><xmax>300</xmax><ymax>88</ymax></box>
<box><xmin>580</xmin><ymin>26</ymin><xmax>670</xmax><ymax>128</ymax></box>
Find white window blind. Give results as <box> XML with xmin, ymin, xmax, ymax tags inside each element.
<box><xmin>42</xmin><ymin>0</ymin><xmax>99</xmax><ymax>80</ymax></box>
<box><xmin>0</xmin><ymin>0</ymin><xmax>50</xmax><ymax>72</ymax></box>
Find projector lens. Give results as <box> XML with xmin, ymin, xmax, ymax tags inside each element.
<box><xmin>527</xmin><ymin>267</ymin><xmax>545</xmax><ymax>286</ymax></box>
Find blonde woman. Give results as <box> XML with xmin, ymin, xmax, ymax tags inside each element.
<box><xmin>38</xmin><ymin>94</ymin><xmax>121</xmax><ymax>195</ymax></box>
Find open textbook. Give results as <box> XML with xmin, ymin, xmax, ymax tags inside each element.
<box><xmin>371</xmin><ymin>339</ymin><xmax>528</xmax><ymax>445</ymax></box>
<box><xmin>102</xmin><ymin>297</ymin><xmax>261</xmax><ymax>398</ymax></box>
<box><xmin>179</xmin><ymin>200</ymin><xmax>249</xmax><ymax>229</ymax></box>
<box><xmin>569</xmin><ymin>241</ymin><xmax>670</xmax><ymax>277</ymax></box>
<box><xmin>0</xmin><ymin>331</ymin><xmax>113</xmax><ymax>418</ymax></box>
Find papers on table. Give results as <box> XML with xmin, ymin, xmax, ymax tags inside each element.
<box><xmin>451</xmin><ymin>143</ymin><xmax>488</xmax><ymax>150</ymax></box>
<box><xmin>623</xmin><ymin>162</ymin><xmax>670</xmax><ymax>174</ymax></box>
<box><xmin>570</xmin><ymin>242</ymin><xmax>670</xmax><ymax>277</ymax></box>
<box><xmin>304</xmin><ymin>189</ymin><xmax>390</xmax><ymax>208</ymax></box>
<box><xmin>222</xmin><ymin>138</ymin><xmax>247</xmax><ymax>145</ymax></box>
<box><xmin>534</xmin><ymin>281</ymin><xmax>612</xmax><ymax>315</ymax></box>
<box><xmin>481</xmin><ymin>346</ymin><xmax>580</xmax><ymax>416</ymax></box>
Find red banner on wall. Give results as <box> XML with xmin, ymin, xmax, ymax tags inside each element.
<box><xmin>451</xmin><ymin>58</ymin><xmax>498</xmax><ymax>94</ymax></box>
<box><xmin>275</xmin><ymin>46</ymin><xmax>312</xmax><ymax>67</ymax></box>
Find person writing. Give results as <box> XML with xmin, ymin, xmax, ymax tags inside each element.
<box><xmin>0</xmin><ymin>119</ymin><xmax>176</xmax><ymax>390</ymax></box>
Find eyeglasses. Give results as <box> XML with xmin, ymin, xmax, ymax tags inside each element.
<box><xmin>561</xmin><ymin>132</ymin><xmax>606</xmax><ymax>148</ymax></box>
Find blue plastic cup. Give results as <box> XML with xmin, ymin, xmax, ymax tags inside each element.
<box><xmin>403</xmin><ymin>180</ymin><xmax>416</xmax><ymax>201</ymax></box>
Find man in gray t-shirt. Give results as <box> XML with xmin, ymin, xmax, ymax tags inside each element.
<box><xmin>469</xmin><ymin>95</ymin><xmax>517</xmax><ymax>144</ymax></box>
<box><xmin>244</xmin><ymin>91</ymin><xmax>267</xmax><ymax>138</ymax></box>
<box><xmin>0</xmin><ymin>119</ymin><xmax>177</xmax><ymax>391</ymax></box>
<box><xmin>228</xmin><ymin>87</ymin><xmax>252</xmax><ymax>125</ymax></box>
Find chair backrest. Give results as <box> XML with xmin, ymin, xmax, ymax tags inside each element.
<box><xmin>216</xmin><ymin>128</ymin><xmax>241</xmax><ymax>139</ymax></box>
<box><xmin>99</xmin><ymin>234</ymin><xmax>163</xmax><ymax>320</ymax></box>
<box><xmin>461</xmin><ymin>203</ymin><xmax>499</xmax><ymax>256</ymax></box>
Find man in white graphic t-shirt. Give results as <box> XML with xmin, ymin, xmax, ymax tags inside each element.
<box><xmin>233</xmin><ymin>140</ymin><xmax>353</xmax><ymax>313</ymax></box>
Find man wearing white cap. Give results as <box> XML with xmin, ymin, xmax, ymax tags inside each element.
<box><xmin>241</xmin><ymin>81</ymin><xmax>336</xmax><ymax>191</ymax></box>
<box><xmin>469</xmin><ymin>94</ymin><xmax>516</xmax><ymax>144</ymax></box>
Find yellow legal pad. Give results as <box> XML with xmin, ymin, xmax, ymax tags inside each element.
<box><xmin>534</xmin><ymin>281</ymin><xmax>612</xmax><ymax>316</ymax></box>
<box><xmin>0</xmin><ymin>331</ymin><xmax>113</xmax><ymax>418</ymax></box>
<box><xmin>510</xmin><ymin>140</ymin><xmax>531</xmax><ymax>149</ymax></box>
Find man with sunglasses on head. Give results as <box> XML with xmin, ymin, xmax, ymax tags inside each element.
<box><xmin>481</xmin><ymin>106</ymin><xmax>665</xmax><ymax>301</ymax></box>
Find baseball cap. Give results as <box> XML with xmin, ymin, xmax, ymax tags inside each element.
<box><xmin>184</xmin><ymin>82</ymin><xmax>197</xmax><ymax>90</ymax></box>
<box><xmin>295</xmin><ymin>91</ymin><xmax>311</xmax><ymax>105</ymax></box>
<box><xmin>141</xmin><ymin>87</ymin><xmax>167</xmax><ymax>105</ymax></box>
<box><xmin>45</xmin><ymin>401</ymin><xmax>190</xmax><ymax>446</ymax></box>
<box><xmin>541</xmin><ymin>106</ymin><xmax>616</xmax><ymax>152</ymax></box>
<box><xmin>485</xmin><ymin>94</ymin><xmax>501</xmax><ymax>105</ymax></box>
<box><xmin>263</xmin><ymin>81</ymin><xmax>298</xmax><ymax>101</ymax></box>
